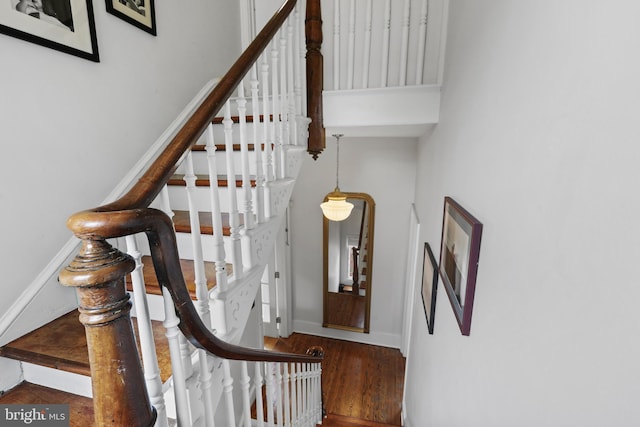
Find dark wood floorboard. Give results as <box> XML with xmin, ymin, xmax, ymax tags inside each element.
<box><xmin>0</xmin><ymin>310</ymin><xmax>172</xmax><ymax>382</ymax></box>
<box><xmin>264</xmin><ymin>333</ymin><xmax>405</xmax><ymax>426</ymax></box>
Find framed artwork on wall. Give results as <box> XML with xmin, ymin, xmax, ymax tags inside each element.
<box><xmin>439</xmin><ymin>197</ymin><xmax>483</xmax><ymax>336</ymax></box>
<box><xmin>421</xmin><ymin>242</ymin><xmax>438</xmax><ymax>335</ymax></box>
<box><xmin>105</xmin><ymin>0</ymin><xmax>156</xmax><ymax>35</ymax></box>
<box><xmin>1</xmin><ymin>0</ymin><xmax>99</xmax><ymax>61</ymax></box>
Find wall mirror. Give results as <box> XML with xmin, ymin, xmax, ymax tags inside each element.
<box><xmin>323</xmin><ymin>192</ymin><xmax>375</xmax><ymax>333</ymax></box>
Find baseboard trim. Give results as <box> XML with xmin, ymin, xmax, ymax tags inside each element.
<box><xmin>292</xmin><ymin>320</ymin><xmax>401</xmax><ymax>349</ymax></box>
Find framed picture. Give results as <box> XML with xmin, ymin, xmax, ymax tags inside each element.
<box><xmin>106</xmin><ymin>0</ymin><xmax>156</xmax><ymax>36</ymax></box>
<box><xmin>439</xmin><ymin>197</ymin><xmax>483</xmax><ymax>336</ymax></box>
<box><xmin>421</xmin><ymin>242</ymin><xmax>438</xmax><ymax>334</ymax></box>
<box><xmin>1</xmin><ymin>0</ymin><xmax>99</xmax><ymax>61</ymax></box>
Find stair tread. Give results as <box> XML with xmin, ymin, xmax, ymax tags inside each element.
<box><xmin>0</xmin><ymin>382</ymin><xmax>94</xmax><ymax>427</ymax></box>
<box><xmin>167</xmin><ymin>174</ymin><xmax>256</xmax><ymax>187</ymax></box>
<box><xmin>319</xmin><ymin>413</ymin><xmax>400</xmax><ymax>427</ymax></box>
<box><xmin>0</xmin><ymin>310</ymin><xmax>172</xmax><ymax>383</ymax></box>
<box><xmin>125</xmin><ymin>255</ymin><xmax>232</xmax><ymax>298</ymax></box>
<box><xmin>172</xmin><ymin>209</ymin><xmax>244</xmax><ymax>236</ymax></box>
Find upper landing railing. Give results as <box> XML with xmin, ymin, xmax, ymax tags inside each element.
<box><xmin>324</xmin><ymin>0</ymin><xmax>445</xmax><ymax>90</ymax></box>
<box><xmin>58</xmin><ymin>1</ymin><xmax>324</xmax><ymax>425</ymax></box>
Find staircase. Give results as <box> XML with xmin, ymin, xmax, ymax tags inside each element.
<box><xmin>0</xmin><ymin>0</ymin><xmax>444</xmax><ymax>425</ymax></box>
<box><xmin>1</xmin><ymin>1</ymin><xmax>327</xmax><ymax>426</ymax></box>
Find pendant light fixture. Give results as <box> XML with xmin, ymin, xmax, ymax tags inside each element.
<box><xmin>320</xmin><ymin>134</ymin><xmax>354</xmax><ymax>221</ymax></box>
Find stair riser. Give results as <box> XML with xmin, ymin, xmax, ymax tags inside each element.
<box><xmin>132</xmin><ymin>232</ymin><xmax>235</xmax><ymax>264</ymax></box>
<box><xmin>175</xmin><ymin>149</ymin><xmax>261</xmax><ymax>176</ymax></box>
<box><xmin>164</xmin><ymin>185</ymin><xmax>257</xmax><ymax>215</ymax></box>
<box><xmin>21</xmin><ymin>362</ymin><xmax>92</xmax><ymax>398</ymax></box>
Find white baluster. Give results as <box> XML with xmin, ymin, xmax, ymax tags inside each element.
<box><xmin>204</xmin><ymin>124</ymin><xmax>229</xmax><ymax>336</ymax></box>
<box><xmin>250</xmin><ymin>63</ymin><xmax>266</xmax><ymax>225</ymax></box>
<box><xmin>347</xmin><ymin>0</ymin><xmax>356</xmax><ymax>90</ymax></box>
<box><xmin>222</xmin><ymin>359</ymin><xmax>237</xmax><ymax>427</ymax></box>
<box><xmin>262</xmin><ymin>50</ymin><xmax>274</xmax><ymax>185</ymax></box>
<box><xmin>283</xmin><ymin>363</ymin><xmax>291</xmax><ymax>427</ymax></box>
<box><xmin>159</xmin><ymin>185</ymin><xmax>174</xmax><ymax>222</ymax></box>
<box><xmin>162</xmin><ymin>291</ymin><xmax>192</xmax><ymax>427</ymax></box>
<box><xmin>415</xmin><ymin>0</ymin><xmax>429</xmax><ymax>85</ymax></box>
<box><xmin>314</xmin><ymin>362</ymin><xmax>322</xmax><ymax>425</ymax></box>
<box><xmin>279</xmin><ymin>27</ymin><xmax>288</xmax><ymax>177</ymax></box>
<box><xmin>275</xmin><ymin>364</ymin><xmax>284</xmax><ymax>426</ymax></box>
<box><xmin>298</xmin><ymin>0</ymin><xmax>307</xmax><ymax>117</ymax></box>
<box><xmin>287</xmin><ymin>15</ymin><xmax>297</xmax><ymax>148</ymax></box>
<box><xmin>240</xmin><ymin>361</ymin><xmax>252</xmax><ymax>427</ymax></box>
<box><xmin>361</xmin><ymin>0</ymin><xmax>373</xmax><ymax>88</ymax></box>
<box><xmin>183</xmin><ymin>151</ymin><xmax>211</xmax><ymax>324</ymax></box>
<box><xmin>270</xmin><ymin>38</ymin><xmax>281</xmax><ymax>182</ymax></box>
<box><xmin>223</xmin><ymin>100</ymin><xmax>244</xmax><ymax>280</ymax></box>
<box><xmin>302</xmin><ymin>363</ymin><xmax>311</xmax><ymax>426</ymax></box>
<box><xmin>296</xmin><ymin>363</ymin><xmax>303</xmax><ymax>427</ymax></box>
<box><xmin>125</xmin><ymin>236</ymin><xmax>168</xmax><ymax>427</ymax></box>
<box><xmin>332</xmin><ymin>0</ymin><xmax>340</xmax><ymax>90</ymax></box>
<box><xmin>399</xmin><ymin>0</ymin><xmax>411</xmax><ymax>86</ymax></box>
<box><xmin>293</xmin><ymin>3</ymin><xmax>303</xmax><ymax>121</ymax></box>
<box><xmin>380</xmin><ymin>0</ymin><xmax>392</xmax><ymax>88</ymax></box>
<box><xmin>178</xmin><ymin>333</ymin><xmax>199</xmax><ymax>423</ymax></box>
<box><xmin>289</xmin><ymin>363</ymin><xmax>298</xmax><ymax>427</ymax></box>
<box><xmin>254</xmin><ymin>362</ymin><xmax>266</xmax><ymax>427</ymax></box>
<box><xmin>198</xmin><ymin>349</ymin><xmax>216</xmax><ymax>427</ymax></box>
<box><xmin>237</xmin><ymin>83</ymin><xmax>255</xmax><ymax>232</ymax></box>
<box><xmin>265</xmin><ymin>362</ymin><xmax>276</xmax><ymax>427</ymax></box>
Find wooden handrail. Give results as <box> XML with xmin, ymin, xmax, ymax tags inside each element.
<box><xmin>99</xmin><ymin>0</ymin><xmax>298</xmax><ymax>214</ymax></box>
<box><xmin>59</xmin><ymin>1</ymin><xmax>323</xmax><ymax>425</ymax></box>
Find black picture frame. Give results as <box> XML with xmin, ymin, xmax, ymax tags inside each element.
<box><xmin>421</xmin><ymin>242</ymin><xmax>438</xmax><ymax>334</ymax></box>
<box><xmin>439</xmin><ymin>197</ymin><xmax>483</xmax><ymax>336</ymax></box>
<box><xmin>105</xmin><ymin>0</ymin><xmax>156</xmax><ymax>36</ymax></box>
<box><xmin>1</xmin><ymin>0</ymin><xmax>99</xmax><ymax>62</ymax></box>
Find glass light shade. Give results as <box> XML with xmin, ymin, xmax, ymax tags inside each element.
<box><xmin>321</xmin><ymin>190</ymin><xmax>354</xmax><ymax>221</ymax></box>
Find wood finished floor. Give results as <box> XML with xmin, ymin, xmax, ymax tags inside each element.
<box><xmin>264</xmin><ymin>333</ymin><xmax>405</xmax><ymax>426</ymax></box>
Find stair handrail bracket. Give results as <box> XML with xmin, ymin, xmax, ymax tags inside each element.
<box><xmin>57</xmin><ymin>0</ymin><xmax>324</xmax><ymax>425</ymax></box>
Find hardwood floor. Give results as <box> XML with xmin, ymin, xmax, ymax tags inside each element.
<box><xmin>264</xmin><ymin>333</ymin><xmax>405</xmax><ymax>426</ymax></box>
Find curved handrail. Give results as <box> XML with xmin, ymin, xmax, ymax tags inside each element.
<box><xmin>66</xmin><ymin>207</ymin><xmax>321</xmax><ymax>363</ymax></box>
<box><xmin>61</xmin><ymin>0</ymin><xmax>321</xmax><ymax>365</ymax></box>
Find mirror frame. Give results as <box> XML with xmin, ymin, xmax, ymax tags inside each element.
<box><xmin>322</xmin><ymin>192</ymin><xmax>375</xmax><ymax>333</ymax></box>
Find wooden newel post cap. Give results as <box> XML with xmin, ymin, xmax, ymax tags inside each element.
<box><xmin>59</xmin><ymin>239</ymin><xmax>135</xmax><ymax>288</ymax></box>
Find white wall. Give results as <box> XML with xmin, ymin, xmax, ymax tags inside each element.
<box><xmin>0</xmin><ymin>1</ymin><xmax>241</xmax><ymax>344</ymax></box>
<box><xmin>290</xmin><ymin>137</ymin><xmax>416</xmax><ymax>347</ymax></box>
<box><xmin>404</xmin><ymin>1</ymin><xmax>640</xmax><ymax>425</ymax></box>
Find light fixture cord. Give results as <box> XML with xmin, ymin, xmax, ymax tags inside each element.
<box><xmin>334</xmin><ymin>134</ymin><xmax>343</xmax><ymax>190</ymax></box>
